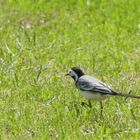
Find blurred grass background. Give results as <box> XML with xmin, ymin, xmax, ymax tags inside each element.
<box><xmin>0</xmin><ymin>0</ymin><xmax>140</xmax><ymax>139</ymax></box>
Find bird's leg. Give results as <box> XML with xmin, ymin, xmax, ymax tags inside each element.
<box><xmin>88</xmin><ymin>100</ymin><xmax>92</xmax><ymax>108</ymax></box>
<box><xmin>100</xmin><ymin>101</ymin><xmax>103</xmax><ymax>117</ymax></box>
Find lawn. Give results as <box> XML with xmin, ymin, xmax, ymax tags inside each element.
<box><xmin>0</xmin><ymin>0</ymin><xmax>140</xmax><ymax>139</ymax></box>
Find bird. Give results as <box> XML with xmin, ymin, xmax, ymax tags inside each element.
<box><xmin>66</xmin><ymin>67</ymin><xmax>140</xmax><ymax>116</ymax></box>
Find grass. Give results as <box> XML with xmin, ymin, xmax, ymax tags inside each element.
<box><xmin>0</xmin><ymin>0</ymin><xmax>140</xmax><ymax>139</ymax></box>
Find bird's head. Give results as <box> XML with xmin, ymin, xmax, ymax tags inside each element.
<box><xmin>66</xmin><ymin>67</ymin><xmax>85</xmax><ymax>81</ymax></box>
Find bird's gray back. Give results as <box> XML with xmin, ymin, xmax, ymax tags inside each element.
<box><xmin>77</xmin><ymin>75</ymin><xmax>113</xmax><ymax>94</ymax></box>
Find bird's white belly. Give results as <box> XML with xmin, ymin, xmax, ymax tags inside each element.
<box><xmin>80</xmin><ymin>91</ymin><xmax>109</xmax><ymax>100</ymax></box>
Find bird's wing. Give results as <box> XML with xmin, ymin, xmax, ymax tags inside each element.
<box><xmin>77</xmin><ymin>75</ymin><xmax>113</xmax><ymax>95</ymax></box>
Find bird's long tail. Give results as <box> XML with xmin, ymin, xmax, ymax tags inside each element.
<box><xmin>113</xmin><ymin>92</ymin><xmax>140</xmax><ymax>99</ymax></box>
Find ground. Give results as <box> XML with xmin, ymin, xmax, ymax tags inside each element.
<box><xmin>0</xmin><ymin>0</ymin><xmax>140</xmax><ymax>139</ymax></box>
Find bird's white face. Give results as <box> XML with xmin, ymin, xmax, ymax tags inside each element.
<box><xmin>68</xmin><ymin>69</ymin><xmax>78</xmax><ymax>81</ymax></box>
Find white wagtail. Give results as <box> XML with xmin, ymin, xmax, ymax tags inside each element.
<box><xmin>66</xmin><ymin>67</ymin><xmax>140</xmax><ymax>115</ymax></box>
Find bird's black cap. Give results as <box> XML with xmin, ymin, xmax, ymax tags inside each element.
<box><xmin>71</xmin><ymin>67</ymin><xmax>85</xmax><ymax>78</ymax></box>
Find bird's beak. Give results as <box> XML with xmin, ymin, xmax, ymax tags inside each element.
<box><xmin>65</xmin><ymin>73</ymin><xmax>69</xmax><ymax>76</ymax></box>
